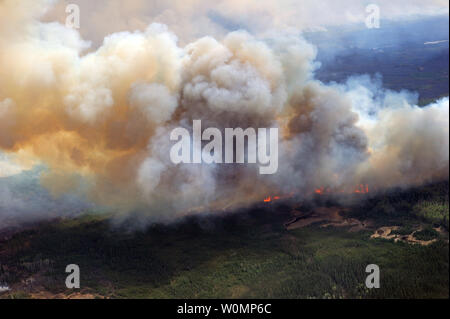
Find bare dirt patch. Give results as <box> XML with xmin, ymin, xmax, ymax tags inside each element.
<box><xmin>30</xmin><ymin>291</ymin><xmax>104</xmax><ymax>299</ymax></box>
<box><xmin>370</xmin><ymin>226</ymin><xmax>439</xmax><ymax>246</ymax></box>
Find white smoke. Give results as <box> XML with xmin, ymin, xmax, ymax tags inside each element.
<box><xmin>0</xmin><ymin>0</ymin><xmax>448</xmax><ymax>227</ymax></box>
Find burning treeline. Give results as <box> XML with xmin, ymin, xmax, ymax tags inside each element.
<box><xmin>263</xmin><ymin>184</ymin><xmax>370</xmax><ymax>204</ymax></box>
<box><xmin>0</xmin><ymin>0</ymin><xmax>448</xmax><ymax>223</ymax></box>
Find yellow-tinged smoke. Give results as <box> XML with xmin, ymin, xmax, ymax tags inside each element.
<box><xmin>0</xmin><ymin>0</ymin><xmax>448</xmax><ymax>223</ymax></box>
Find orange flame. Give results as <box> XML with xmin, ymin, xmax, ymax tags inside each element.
<box><xmin>264</xmin><ymin>184</ymin><xmax>370</xmax><ymax>202</ymax></box>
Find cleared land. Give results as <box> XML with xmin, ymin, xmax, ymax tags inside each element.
<box><xmin>0</xmin><ymin>182</ymin><xmax>448</xmax><ymax>299</ymax></box>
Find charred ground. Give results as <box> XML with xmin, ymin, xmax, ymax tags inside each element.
<box><xmin>0</xmin><ymin>181</ymin><xmax>448</xmax><ymax>299</ymax></box>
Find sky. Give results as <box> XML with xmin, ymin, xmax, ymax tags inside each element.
<box><xmin>41</xmin><ymin>0</ymin><xmax>450</xmax><ymax>45</ymax></box>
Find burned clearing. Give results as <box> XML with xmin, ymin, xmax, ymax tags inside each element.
<box><xmin>1</xmin><ymin>181</ymin><xmax>448</xmax><ymax>299</ymax></box>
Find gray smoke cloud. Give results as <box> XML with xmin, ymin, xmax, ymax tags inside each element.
<box><xmin>0</xmin><ymin>166</ymin><xmax>93</xmax><ymax>229</ymax></box>
<box><xmin>41</xmin><ymin>0</ymin><xmax>449</xmax><ymax>45</ymax></box>
<box><xmin>0</xmin><ymin>0</ymin><xmax>448</xmax><ymax>228</ymax></box>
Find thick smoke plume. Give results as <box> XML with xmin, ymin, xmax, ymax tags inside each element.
<box><xmin>0</xmin><ymin>0</ymin><xmax>448</xmax><ymax>225</ymax></box>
